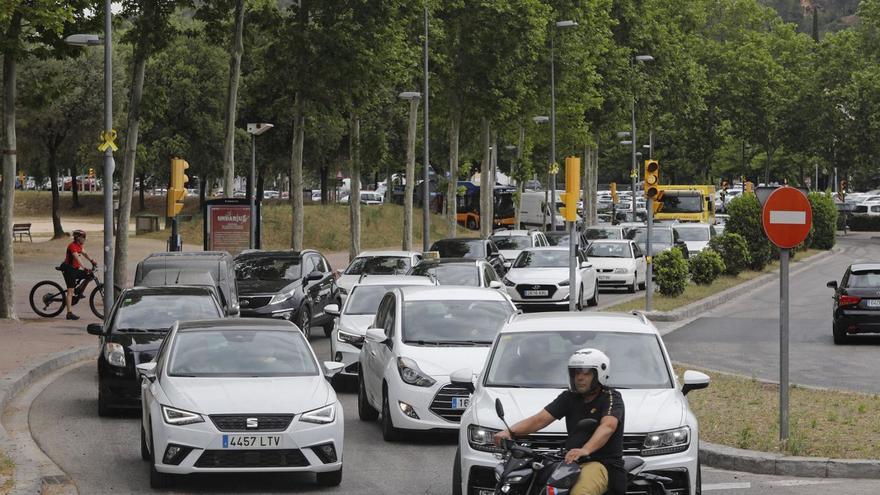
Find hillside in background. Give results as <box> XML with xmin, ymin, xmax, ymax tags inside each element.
<box><xmin>762</xmin><ymin>0</ymin><xmax>861</xmax><ymax>36</ymax></box>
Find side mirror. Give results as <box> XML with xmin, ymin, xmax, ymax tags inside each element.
<box><xmin>681</xmin><ymin>370</ymin><xmax>710</xmax><ymax>396</ymax></box>
<box><xmin>450</xmin><ymin>367</ymin><xmax>475</xmax><ymax>393</ymax></box>
<box><xmin>365</xmin><ymin>327</ymin><xmax>388</xmax><ymax>344</ymax></box>
<box><xmin>87</xmin><ymin>323</ymin><xmax>104</xmax><ymax>336</ymax></box>
<box><xmin>325</xmin><ymin>304</ymin><xmax>340</xmax><ymax>317</ymax></box>
<box><xmin>494</xmin><ymin>398</ymin><xmax>505</xmax><ymax>420</ymax></box>
<box><xmin>488</xmin><ymin>280</ymin><xmax>503</xmax><ymax>290</ymax></box>
<box><xmin>579</xmin><ymin>261</ymin><xmax>591</xmax><ymax>269</ymax></box>
<box><xmin>136</xmin><ymin>362</ymin><xmax>157</xmax><ymax>383</ymax></box>
<box><xmin>826</xmin><ymin>280</ymin><xmax>838</xmax><ymax>290</ymax></box>
<box><xmin>322</xmin><ymin>361</ymin><xmax>345</xmax><ymax>380</ymax></box>
<box><xmin>307</xmin><ymin>270</ymin><xmax>324</xmax><ymax>282</ymax></box>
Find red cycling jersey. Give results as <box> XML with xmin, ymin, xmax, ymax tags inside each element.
<box><xmin>65</xmin><ymin>242</ymin><xmax>83</xmax><ymax>270</ymax></box>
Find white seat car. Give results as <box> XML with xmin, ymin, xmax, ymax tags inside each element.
<box><xmin>357</xmin><ymin>287</ymin><xmax>516</xmax><ymax>441</ymax></box>
<box><xmin>586</xmin><ymin>239</ymin><xmax>647</xmax><ymax>293</ymax></box>
<box><xmin>336</xmin><ymin>250</ymin><xmax>423</xmax><ymax>300</ymax></box>
<box><xmin>489</xmin><ymin>230</ymin><xmax>549</xmax><ymax>269</ymax></box>
<box><xmin>138</xmin><ymin>319</ymin><xmax>345</xmax><ymax>489</ymax></box>
<box><xmin>326</xmin><ymin>275</ymin><xmax>436</xmax><ymax>383</ymax></box>
<box><xmin>453</xmin><ymin>312</ymin><xmax>710</xmax><ymax>495</ymax></box>
<box><xmin>408</xmin><ymin>258</ymin><xmax>507</xmax><ymax>292</ymax></box>
<box><xmin>502</xmin><ymin>247</ymin><xmax>598</xmax><ymax>309</ymax></box>
<box><xmin>674</xmin><ymin>223</ymin><xmax>717</xmax><ymax>257</ymax></box>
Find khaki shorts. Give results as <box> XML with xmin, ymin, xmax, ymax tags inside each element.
<box><xmin>570</xmin><ymin>461</ymin><xmax>608</xmax><ymax>495</ymax></box>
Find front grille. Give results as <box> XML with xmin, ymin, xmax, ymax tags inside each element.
<box><xmin>515</xmin><ymin>284</ymin><xmax>558</xmax><ymax>299</ymax></box>
<box><xmin>468</xmin><ymin>466</ymin><xmax>496</xmax><ymax>493</ymax></box>
<box><xmin>240</xmin><ymin>296</ymin><xmax>272</xmax><ymax>309</ymax></box>
<box><xmin>623</xmin><ymin>434</ymin><xmax>646</xmax><ymax>454</ymax></box>
<box><xmin>429</xmin><ymin>384</ymin><xmax>471</xmax><ymax>422</ymax></box>
<box><xmin>597</xmin><ymin>268</ymin><xmax>614</xmax><ymax>273</ymax></box>
<box><xmin>506</xmin><ymin>433</ymin><xmax>645</xmax><ymax>455</ymax></box>
<box><xmin>627</xmin><ymin>468</ymin><xmax>689</xmax><ymax>495</ymax></box>
<box><xmin>194</xmin><ymin>449</ymin><xmax>308</xmax><ymax>468</ymax></box>
<box><xmin>210</xmin><ymin>415</ymin><xmax>294</xmax><ymax>432</ymax></box>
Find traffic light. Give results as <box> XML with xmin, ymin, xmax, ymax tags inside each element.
<box><xmin>744</xmin><ymin>181</ymin><xmax>754</xmax><ymax>193</ymax></box>
<box><xmin>559</xmin><ymin>156</ymin><xmax>580</xmax><ymax>222</ymax></box>
<box><xmin>610</xmin><ymin>182</ymin><xmax>619</xmax><ymax>204</ymax></box>
<box><xmin>644</xmin><ymin>160</ymin><xmax>660</xmax><ymax>199</ymax></box>
<box><xmin>167</xmin><ymin>158</ymin><xmax>190</xmax><ymax>217</ymax></box>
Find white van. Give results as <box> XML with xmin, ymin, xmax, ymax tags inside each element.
<box><xmin>519</xmin><ymin>191</ymin><xmax>576</xmax><ymax>230</ymax></box>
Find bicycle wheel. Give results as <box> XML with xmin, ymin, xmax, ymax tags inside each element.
<box><xmin>29</xmin><ymin>281</ymin><xmax>67</xmax><ymax>318</ymax></box>
<box><xmin>89</xmin><ymin>285</ymin><xmax>106</xmax><ymax>320</ymax></box>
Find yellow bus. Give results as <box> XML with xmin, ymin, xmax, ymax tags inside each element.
<box><xmin>652</xmin><ymin>185</ymin><xmax>715</xmax><ymax>224</ymax></box>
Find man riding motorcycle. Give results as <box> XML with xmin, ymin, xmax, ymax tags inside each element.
<box><xmin>494</xmin><ymin>348</ymin><xmax>625</xmax><ymax>495</ymax></box>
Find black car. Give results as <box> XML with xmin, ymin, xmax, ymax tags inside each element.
<box><xmin>429</xmin><ymin>237</ymin><xmax>506</xmax><ymax>275</ymax></box>
<box><xmin>234</xmin><ymin>249</ymin><xmax>339</xmax><ymax>340</ymax></box>
<box><xmin>134</xmin><ymin>251</ymin><xmax>240</xmax><ymax>316</ymax></box>
<box><xmin>827</xmin><ymin>263</ymin><xmax>880</xmax><ymax>344</ymax></box>
<box><xmin>625</xmin><ymin>226</ymin><xmax>689</xmax><ymax>259</ymax></box>
<box><xmin>408</xmin><ymin>258</ymin><xmax>505</xmax><ymax>290</ymax></box>
<box><xmin>88</xmin><ymin>286</ymin><xmax>225</xmax><ymax>416</ymax></box>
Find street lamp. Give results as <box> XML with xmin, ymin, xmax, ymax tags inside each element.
<box><xmin>399</xmin><ymin>91</ymin><xmax>422</xmax><ymax>251</ymax></box>
<box><xmin>65</xmin><ymin>0</ymin><xmax>114</xmax><ymax>320</ymax></box>
<box><xmin>421</xmin><ymin>0</ymin><xmax>431</xmax><ymax>252</ymax></box>
<box><xmin>630</xmin><ymin>53</ymin><xmax>653</xmax><ymax>218</ymax></box>
<box><xmin>549</xmin><ymin>19</ymin><xmax>578</xmax><ymax>232</ymax></box>
<box><xmin>247</xmin><ymin>123</ymin><xmax>273</xmax><ymax>249</ymax></box>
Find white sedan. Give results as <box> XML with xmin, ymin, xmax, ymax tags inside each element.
<box><xmin>138</xmin><ymin>318</ymin><xmax>345</xmax><ymax>489</ymax></box>
<box><xmin>357</xmin><ymin>286</ymin><xmax>516</xmax><ymax>441</ymax></box>
<box><xmin>336</xmin><ymin>251</ymin><xmax>423</xmax><ymax>301</ymax></box>
<box><xmin>586</xmin><ymin>239</ymin><xmax>647</xmax><ymax>293</ymax></box>
<box><xmin>489</xmin><ymin>230</ymin><xmax>548</xmax><ymax>269</ymax></box>
<box><xmin>502</xmin><ymin>247</ymin><xmax>599</xmax><ymax>309</ymax></box>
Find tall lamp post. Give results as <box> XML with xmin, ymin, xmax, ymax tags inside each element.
<box><xmin>247</xmin><ymin>123</ymin><xmax>273</xmax><ymax>249</ymax></box>
<box><xmin>533</xmin><ymin>115</ymin><xmax>550</xmax><ymax>230</ymax></box>
<box><xmin>422</xmin><ymin>0</ymin><xmax>431</xmax><ymax>252</ymax></box>
<box><xmin>629</xmin><ymin>54</ymin><xmax>653</xmax><ymax>218</ymax></box>
<box><xmin>66</xmin><ymin>2</ymin><xmax>115</xmax><ymax>318</ymax></box>
<box><xmin>549</xmin><ymin>20</ymin><xmax>578</xmax><ymax>232</ymax></box>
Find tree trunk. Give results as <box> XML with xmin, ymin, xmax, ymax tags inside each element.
<box><xmin>48</xmin><ymin>149</ymin><xmax>64</xmax><ymax>238</ymax></box>
<box><xmin>71</xmin><ymin>174</ymin><xmax>80</xmax><ymax>207</ymax></box>
<box><xmin>0</xmin><ymin>15</ymin><xmax>20</xmax><ymax>319</ymax></box>
<box><xmin>446</xmin><ymin>113</ymin><xmax>460</xmax><ymax>237</ymax></box>
<box><xmin>222</xmin><ymin>0</ymin><xmax>246</xmax><ymax>197</ymax></box>
<box><xmin>488</xmin><ymin>128</ymin><xmax>497</xmax><ymax>233</ymax></box>
<box><xmin>290</xmin><ymin>92</ymin><xmax>305</xmax><ymax>250</ymax></box>
<box><xmin>349</xmin><ymin>111</ymin><xmax>361</xmax><ymax>260</ymax></box>
<box><xmin>591</xmin><ymin>129</ymin><xmax>600</xmax><ymax>225</ymax></box>
<box><xmin>198</xmin><ymin>173</ymin><xmax>206</xmax><ymax>209</ymax></box>
<box><xmin>139</xmin><ymin>171</ymin><xmax>146</xmax><ymax>211</ymax></box>
<box><xmin>114</xmin><ymin>51</ymin><xmax>147</xmax><ymax>290</ymax></box>
<box><xmin>515</xmin><ymin>123</ymin><xmax>524</xmax><ymax>229</ymax></box>
<box><xmin>764</xmin><ymin>146</ymin><xmax>773</xmax><ymax>185</ymax></box>
<box><xmin>403</xmin><ymin>97</ymin><xmax>419</xmax><ymax>251</ymax></box>
<box><xmin>582</xmin><ymin>142</ymin><xmax>591</xmax><ymax>227</ymax></box>
<box><xmin>320</xmin><ymin>166</ymin><xmax>328</xmax><ymax>205</ymax></box>
<box><xmin>479</xmin><ymin>118</ymin><xmax>491</xmax><ymax>238</ymax></box>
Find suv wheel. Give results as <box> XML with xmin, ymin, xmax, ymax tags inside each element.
<box><xmin>832</xmin><ymin>324</ymin><xmax>848</xmax><ymax>345</ymax></box>
<box><xmin>357</xmin><ymin>373</ymin><xmax>379</xmax><ymax>421</ymax></box>
<box><xmin>381</xmin><ymin>386</ymin><xmax>401</xmax><ymax>441</ymax></box>
<box><xmin>297</xmin><ymin>305</ymin><xmax>312</xmax><ymax>340</ymax></box>
<box><xmin>452</xmin><ymin>447</ymin><xmax>462</xmax><ymax>495</ymax></box>
<box><xmin>587</xmin><ymin>284</ymin><xmax>599</xmax><ymax>307</ymax></box>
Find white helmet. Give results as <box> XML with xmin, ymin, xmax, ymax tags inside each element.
<box><xmin>568</xmin><ymin>348</ymin><xmax>610</xmax><ymax>394</ymax></box>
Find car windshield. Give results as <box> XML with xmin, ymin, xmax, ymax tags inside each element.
<box><xmin>402</xmin><ymin>300</ymin><xmax>513</xmax><ymax>344</ymax></box>
<box><xmin>345</xmin><ymin>256</ymin><xmax>411</xmax><ymax>275</ymax></box>
<box><xmin>587</xmin><ymin>243</ymin><xmax>631</xmax><ymax>258</ymax></box>
<box><xmin>675</xmin><ymin>227</ymin><xmax>710</xmax><ymax>241</ymax></box>
<box><xmin>168</xmin><ymin>330</ymin><xmax>319</xmax><ymax>377</ymax></box>
<box><xmin>112</xmin><ymin>294</ymin><xmax>220</xmax><ymax>332</ymax></box>
<box><xmin>410</xmin><ymin>263</ymin><xmax>479</xmax><ymax>286</ymax></box>
<box><xmin>585</xmin><ymin>228</ymin><xmax>622</xmax><ymax>240</ymax></box>
<box><xmin>235</xmin><ymin>257</ymin><xmax>302</xmax><ymax>281</ymax></box>
<box><xmin>628</xmin><ymin>228</ymin><xmax>672</xmax><ymax>244</ymax></box>
<box><xmin>513</xmin><ymin>250</ymin><xmax>568</xmax><ymax>268</ymax></box>
<box><xmin>345</xmin><ymin>285</ymin><xmax>395</xmax><ymax>315</ymax></box>
<box><xmin>491</xmin><ymin>235</ymin><xmax>531</xmax><ymax>250</ymax></box>
<box><xmin>484</xmin><ymin>331</ymin><xmax>672</xmax><ymax>389</ymax></box>
<box><xmin>658</xmin><ymin>193</ymin><xmax>703</xmax><ymax>213</ymax></box>
<box><xmin>848</xmin><ymin>270</ymin><xmax>880</xmax><ymax>288</ymax></box>
<box><xmin>430</xmin><ymin>239</ymin><xmax>485</xmax><ymax>258</ymax></box>
<box><xmin>544</xmin><ymin>234</ymin><xmax>571</xmax><ymax>246</ymax></box>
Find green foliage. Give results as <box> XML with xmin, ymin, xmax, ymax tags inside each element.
<box><xmin>807</xmin><ymin>192</ymin><xmax>837</xmax><ymax>249</ymax></box>
<box><xmin>847</xmin><ymin>215</ymin><xmax>880</xmax><ymax>232</ymax></box>
<box><xmin>708</xmin><ymin>233</ymin><xmax>751</xmax><ymax>276</ymax></box>
<box><xmin>689</xmin><ymin>249</ymin><xmax>726</xmax><ymax>285</ymax></box>
<box><xmin>654</xmin><ymin>248</ymin><xmax>689</xmax><ymax>297</ymax></box>
<box><xmin>726</xmin><ymin>194</ymin><xmax>772</xmax><ymax>270</ymax></box>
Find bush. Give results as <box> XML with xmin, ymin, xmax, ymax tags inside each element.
<box><xmin>654</xmin><ymin>248</ymin><xmax>688</xmax><ymax>297</ymax></box>
<box><xmin>689</xmin><ymin>249</ymin><xmax>726</xmax><ymax>285</ymax></box>
<box><xmin>847</xmin><ymin>215</ymin><xmax>880</xmax><ymax>231</ymax></box>
<box><xmin>708</xmin><ymin>233</ymin><xmax>750</xmax><ymax>276</ymax></box>
<box><xmin>807</xmin><ymin>192</ymin><xmax>837</xmax><ymax>249</ymax></box>
<box><xmin>726</xmin><ymin>194</ymin><xmax>772</xmax><ymax>270</ymax></box>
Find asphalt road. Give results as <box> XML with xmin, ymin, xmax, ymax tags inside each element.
<box><xmin>28</xmin><ymin>333</ymin><xmax>880</xmax><ymax>495</ymax></box>
<box><xmin>665</xmin><ymin>233</ymin><xmax>880</xmax><ymax>393</ymax></box>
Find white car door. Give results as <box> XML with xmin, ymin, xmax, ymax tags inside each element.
<box><xmin>633</xmin><ymin>242</ymin><xmax>647</xmax><ymax>283</ymax></box>
<box><xmin>578</xmin><ymin>251</ymin><xmax>597</xmax><ymax>299</ymax></box>
<box><xmin>363</xmin><ymin>295</ymin><xmax>390</xmax><ymax>405</ymax></box>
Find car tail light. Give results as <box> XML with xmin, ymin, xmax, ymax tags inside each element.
<box><xmin>839</xmin><ymin>295</ymin><xmax>861</xmax><ymax>307</ymax></box>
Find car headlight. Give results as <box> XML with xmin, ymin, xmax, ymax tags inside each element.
<box><xmin>558</xmin><ymin>279</ymin><xmax>569</xmax><ymax>287</ymax></box>
<box><xmin>641</xmin><ymin>426</ymin><xmax>690</xmax><ymax>456</ymax></box>
<box><xmin>396</xmin><ymin>357</ymin><xmax>436</xmax><ymax>387</ymax></box>
<box><xmin>613</xmin><ymin>268</ymin><xmax>630</xmax><ymax>274</ymax></box>
<box><xmin>337</xmin><ymin>329</ymin><xmax>365</xmax><ymax>347</ymax></box>
<box><xmin>467</xmin><ymin>424</ymin><xmax>502</xmax><ymax>453</ymax></box>
<box><xmin>161</xmin><ymin>405</ymin><xmax>204</xmax><ymax>426</ymax></box>
<box><xmin>269</xmin><ymin>287</ymin><xmax>297</xmax><ymax>305</ymax></box>
<box><xmin>502</xmin><ymin>277</ymin><xmax>516</xmax><ymax>287</ymax></box>
<box><xmin>300</xmin><ymin>404</ymin><xmax>336</xmax><ymax>424</ymax></box>
<box><xmin>103</xmin><ymin>343</ymin><xmax>125</xmax><ymax>368</ymax></box>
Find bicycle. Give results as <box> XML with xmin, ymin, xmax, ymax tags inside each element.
<box><xmin>29</xmin><ymin>266</ymin><xmax>122</xmax><ymax>320</ymax></box>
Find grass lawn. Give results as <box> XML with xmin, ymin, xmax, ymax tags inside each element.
<box><xmin>676</xmin><ymin>366</ymin><xmax>880</xmax><ymax>459</ymax></box>
<box><xmin>606</xmin><ymin>249</ymin><xmax>823</xmax><ymax>313</ymax></box>
<box><xmin>0</xmin><ymin>451</ymin><xmax>12</xmax><ymax>494</ymax></box>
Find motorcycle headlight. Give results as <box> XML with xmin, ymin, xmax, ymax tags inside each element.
<box><xmin>502</xmin><ymin>277</ymin><xmax>516</xmax><ymax>287</ymax></box>
<box><xmin>103</xmin><ymin>343</ymin><xmax>125</xmax><ymax>368</ymax></box>
<box><xmin>269</xmin><ymin>287</ymin><xmax>297</xmax><ymax>305</ymax></box>
<box><xmin>641</xmin><ymin>426</ymin><xmax>690</xmax><ymax>456</ymax></box>
<box><xmin>300</xmin><ymin>404</ymin><xmax>336</xmax><ymax>424</ymax></box>
<box><xmin>467</xmin><ymin>424</ymin><xmax>502</xmax><ymax>453</ymax></box>
<box><xmin>161</xmin><ymin>405</ymin><xmax>204</xmax><ymax>426</ymax></box>
<box><xmin>614</xmin><ymin>268</ymin><xmax>630</xmax><ymax>274</ymax></box>
<box><xmin>396</xmin><ymin>357</ymin><xmax>435</xmax><ymax>387</ymax></box>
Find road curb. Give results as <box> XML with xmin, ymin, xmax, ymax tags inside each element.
<box><xmin>644</xmin><ymin>247</ymin><xmax>838</xmax><ymax>322</ymax></box>
<box><xmin>700</xmin><ymin>441</ymin><xmax>880</xmax><ymax>479</ymax></box>
<box><xmin>0</xmin><ymin>345</ymin><xmax>94</xmax><ymax>495</ymax></box>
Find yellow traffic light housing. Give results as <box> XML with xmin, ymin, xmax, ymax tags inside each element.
<box><xmin>167</xmin><ymin>158</ymin><xmax>190</xmax><ymax>217</ymax></box>
<box><xmin>744</xmin><ymin>181</ymin><xmax>754</xmax><ymax>193</ymax></box>
<box><xmin>559</xmin><ymin>156</ymin><xmax>580</xmax><ymax>222</ymax></box>
<box><xmin>610</xmin><ymin>182</ymin><xmax>619</xmax><ymax>204</ymax></box>
<box><xmin>644</xmin><ymin>160</ymin><xmax>660</xmax><ymax>199</ymax></box>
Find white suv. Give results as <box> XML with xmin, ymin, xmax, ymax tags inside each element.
<box><xmin>357</xmin><ymin>286</ymin><xmax>516</xmax><ymax>441</ymax></box>
<box><xmin>453</xmin><ymin>312</ymin><xmax>710</xmax><ymax>495</ymax></box>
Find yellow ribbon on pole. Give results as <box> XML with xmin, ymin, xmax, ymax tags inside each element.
<box><xmin>98</xmin><ymin>130</ymin><xmax>118</xmax><ymax>152</ymax></box>
<box><xmin>630</xmin><ymin>169</ymin><xmax>638</xmax><ymax>179</ymax></box>
<box><xmin>549</xmin><ymin>162</ymin><xmax>560</xmax><ymax>175</ymax></box>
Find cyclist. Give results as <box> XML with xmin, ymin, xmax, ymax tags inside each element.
<box><xmin>494</xmin><ymin>348</ymin><xmax>625</xmax><ymax>495</ymax></box>
<box><xmin>61</xmin><ymin>230</ymin><xmax>96</xmax><ymax>320</ymax></box>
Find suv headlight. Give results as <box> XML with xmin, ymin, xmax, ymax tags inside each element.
<box><xmin>558</xmin><ymin>279</ymin><xmax>570</xmax><ymax>287</ymax></box>
<box><xmin>103</xmin><ymin>343</ymin><xmax>125</xmax><ymax>368</ymax></box>
<box><xmin>641</xmin><ymin>426</ymin><xmax>690</xmax><ymax>456</ymax></box>
<box><xmin>502</xmin><ymin>277</ymin><xmax>515</xmax><ymax>287</ymax></box>
<box><xmin>467</xmin><ymin>424</ymin><xmax>502</xmax><ymax>453</ymax></box>
<box><xmin>337</xmin><ymin>329</ymin><xmax>365</xmax><ymax>348</ymax></box>
<box><xmin>396</xmin><ymin>357</ymin><xmax>436</xmax><ymax>387</ymax></box>
<box><xmin>161</xmin><ymin>405</ymin><xmax>204</xmax><ymax>426</ymax></box>
<box><xmin>300</xmin><ymin>404</ymin><xmax>336</xmax><ymax>424</ymax></box>
<box><xmin>269</xmin><ymin>287</ymin><xmax>297</xmax><ymax>305</ymax></box>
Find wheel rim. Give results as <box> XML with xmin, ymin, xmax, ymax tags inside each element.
<box><xmin>299</xmin><ymin>308</ymin><xmax>311</xmax><ymax>339</ymax></box>
<box><xmin>30</xmin><ymin>282</ymin><xmax>65</xmax><ymax>317</ymax></box>
<box><xmin>91</xmin><ymin>287</ymin><xmax>105</xmax><ymax>319</ymax></box>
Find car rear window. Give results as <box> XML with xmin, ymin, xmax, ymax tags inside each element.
<box><xmin>848</xmin><ymin>270</ymin><xmax>880</xmax><ymax>288</ymax></box>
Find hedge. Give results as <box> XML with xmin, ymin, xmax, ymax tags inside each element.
<box><xmin>725</xmin><ymin>194</ymin><xmax>772</xmax><ymax>270</ymax></box>
<box><xmin>708</xmin><ymin>233</ymin><xmax>750</xmax><ymax>276</ymax></box>
<box><xmin>654</xmin><ymin>248</ymin><xmax>688</xmax><ymax>297</ymax></box>
<box><xmin>807</xmin><ymin>192</ymin><xmax>837</xmax><ymax>249</ymax></box>
<box><xmin>689</xmin><ymin>249</ymin><xmax>726</xmax><ymax>285</ymax></box>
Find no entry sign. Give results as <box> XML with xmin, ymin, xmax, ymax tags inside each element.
<box><xmin>761</xmin><ymin>187</ymin><xmax>812</xmax><ymax>249</ymax></box>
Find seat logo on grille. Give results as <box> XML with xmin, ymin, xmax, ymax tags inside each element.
<box><xmin>246</xmin><ymin>417</ymin><xmax>259</xmax><ymax>428</ymax></box>
<box><xmin>533</xmin><ymin>285</ymin><xmax>541</xmax><ymax>289</ymax></box>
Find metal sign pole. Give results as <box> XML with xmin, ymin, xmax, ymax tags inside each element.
<box><xmin>569</xmin><ymin>219</ymin><xmax>577</xmax><ymax>312</ymax></box>
<box><xmin>779</xmin><ymin>248</ymin><xmax>790</xmax><ymax>441</ymax></box>
<box><xmin>646</xmin><ymin>197</ymin><xmax>653</xmax><ymax>311</ymax></box>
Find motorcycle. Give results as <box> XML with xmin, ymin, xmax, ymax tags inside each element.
<box><xmin>492</xmin><ymin>398</ymin><xmax>675</xmax><ymax>495</ymax></box>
